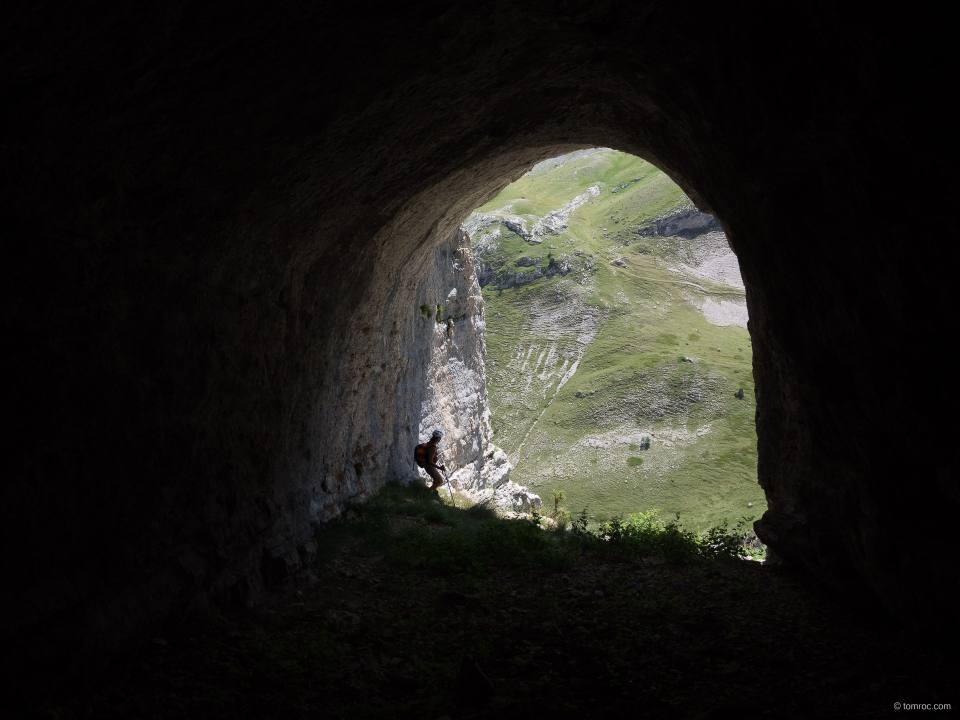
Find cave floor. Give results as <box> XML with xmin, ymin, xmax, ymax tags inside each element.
<box><xmin>27</xmin><ymin>488</ymin><xmax>956</xmax><ymax>719</ymax></box>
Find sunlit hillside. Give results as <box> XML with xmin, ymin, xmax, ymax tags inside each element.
<box><xmin>466</xmin><ymin>149</ymin><xmax>763</xmax><ymax>530</ymax></box>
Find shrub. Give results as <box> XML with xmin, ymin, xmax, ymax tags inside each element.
<box><xmin>567</xmin><ymin>508</ymin><xmax>753</xmax><ymax>563</ymax></box>
<box><xmin>627</xmin><ymin>457</ymin><xmax>643</xmax><ymax>467</ymax></box>
<box><xmin>571</xmin><ymin>508</ymin><xmax>590</xmax><ymax>536</ymax></box>
<box><xmin>551</xmin><ymin>490</ymin><xmax>567</xmax><ymax>519</ymax></box>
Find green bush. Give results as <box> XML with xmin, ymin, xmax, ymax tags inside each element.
<box><xmin>568</xmin><ymin>508</ymin><xmax>753</xmax><ymax>563</ymax></box>
<box><xmin>550</xmin><ymin>490</ymin><xmax>569</xmax><ymax>523</ymax></box>
<box><xmin>627</xmin><ymin>456</ymin><xmax>643</xmax><ymax>467</ymax></box>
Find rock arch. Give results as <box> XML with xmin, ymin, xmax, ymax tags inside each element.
<box><xmin>2</xmin><ymin>1</ymin><xmax>955</xmax><ymax>675</ymax></box>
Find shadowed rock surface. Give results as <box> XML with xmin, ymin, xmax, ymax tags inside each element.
<box><xmin>1</xmin><ymin>0</ymin><xmax>955</xmax><ymax>681</ymax></box>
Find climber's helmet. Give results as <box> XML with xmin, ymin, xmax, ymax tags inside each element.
<box><xmin>431</xmin><ymin>429</ymin><xmax>443</xmax><ymax>440</ymax></box>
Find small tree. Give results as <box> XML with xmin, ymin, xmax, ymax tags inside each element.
<box><xmin>551</xmin><ymin>490</ymin><xmax>569</xmax><ymax>525</ymax></box>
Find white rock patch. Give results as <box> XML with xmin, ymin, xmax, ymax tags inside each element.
<box><xmin>700</xmin><ymin>298</ymin><xmax>749</xmax><ymax>328</ymax></box>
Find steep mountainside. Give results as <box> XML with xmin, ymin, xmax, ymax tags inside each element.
<box><xmin>466</xmin><ymin>150</ymin><xmax>764</xmax><ymax>530</ymax></box>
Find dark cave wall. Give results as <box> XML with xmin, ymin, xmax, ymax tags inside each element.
<box><xmin>1</xmin><ymin>1</ymin><xmax>955</xmax><ymax>675</ymax></box>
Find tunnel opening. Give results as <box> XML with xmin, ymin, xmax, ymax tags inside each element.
<box><xmin>445</xmin><ymin>147</ymin><xmax>765</xmax><ymax>542</ymax></box>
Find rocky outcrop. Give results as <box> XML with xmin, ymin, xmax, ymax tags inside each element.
<box><xmin>476</xmin><ymin>256</ymin><xmax>575</xmax><ymax>290</ymax></box>
<box><xmin>638</xmin><ymin>208</ymin><xmax>721</xmax><ymax>238</ymax></box>
<box><xmin>465</xmin><ymin>185</ymin><xmax>600</xmax><ymax>249</ymax></box>
<box><xmin>459</xmin><ymin>480</ymin><xmax>544</xmax><ymax>514</ymax></box>
<box><xmin>501</xmin><ymin>216</ymin><xmax>531</xmax><ymax>240</ymax></box>
<box><xmin>489</xmin><ymin>481</ymin><xmax>543</xmax><ymax>514</ymax></box>
<box><xmin>465</xmin><ymin>184</ymin><xmax>598</xmax><ymax>289</ymax></box>
<box><xmin>391</xmin><ymin>226</ymin><xmax>516</xmax><ymax>493</ymax></box>
<box><xmin>529</xmin><ymin>185</ymin><xmax>600</xmax><ymax>240</ymax></box>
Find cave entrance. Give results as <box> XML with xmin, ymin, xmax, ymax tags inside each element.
<box><xmin>461</xmin><ymin>149</ymin><xmax>763</xmax><ymax>535</ymax></box>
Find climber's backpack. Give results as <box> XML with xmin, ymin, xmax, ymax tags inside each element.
<box><xmin>414</xmin><ymin>443</ymin><xmax>429</xmax><ymax>468</ymax></box>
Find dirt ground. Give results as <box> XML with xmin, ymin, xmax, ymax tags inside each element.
<box><xmin>21</xmin><ymin>514</ymin><xmax>957</xmax><ymax>719</ymax></box>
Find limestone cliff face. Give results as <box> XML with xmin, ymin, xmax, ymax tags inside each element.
<box><xmin>304</xmin><ymin>222</ymin><xmax>526</xmax><ymax>530</ymax></box>
<box><xmin>397</xmin><ymin>227</ymin><xmax>512</xmax><ymax>490</ymax></box>
<box><xmin>303</xmin><ymin>226</ymin><xmax>511</xmax><ymax>526</ymax></box>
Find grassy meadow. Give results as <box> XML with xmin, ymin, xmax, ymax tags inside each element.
<box><xmin>469</xmin><ymin>149</ymin><xmax>764</xmax><ymax>531</ymax></box>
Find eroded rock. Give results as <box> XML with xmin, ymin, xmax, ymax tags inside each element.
<box><xmin>638</xmin><ymin>208</ymin><xmax>721</xmax><ymax>238</ymax></box>
<box><xmin>392</xmin><ymin>226</ymin><xmax>516</xmax><ymax>495</ymax></box>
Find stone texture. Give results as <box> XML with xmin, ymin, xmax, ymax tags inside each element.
<box><xmin>459</xmin><ymin>481</ymin><xmax>544</xmax><ymax>516</ymax></box>
<box><xmin>403</xmin><ymin>228</ymin><xmax>540</xmax><ymax>505</ymax></box>
<box><xmin>492</xmin><ymin>482</ymin><xmax>544</xmax><ymax>515</ymax></box>
<box><xmin>385</xmin><ymin>225</ymin><xmax>516</xmax><ymax>495</ymax></box>
<box><xmin>1</xmin><ymin>0</ymin><xmax>956</xmax><ymax>681</ymax></box>
<box><xmin>639</xmin><ymin>208</ymin><xmax>722</xmax><ymax>238</ymax></box>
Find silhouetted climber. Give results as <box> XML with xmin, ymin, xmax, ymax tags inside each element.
<box><xmin>415</xmin><ymin>429</ymin><xmax>447</xmax><ymax>492</ymax></box>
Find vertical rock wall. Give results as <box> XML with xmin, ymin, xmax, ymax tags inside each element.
<box><xmin>304</xmin><ymin>222</ymin><xmax>529</xmax><ymax>526</ymax></box>
<box><xmin>389</xmin><ymin>227</ymin><xmax>512</xmax><ymax>492</ymax></box>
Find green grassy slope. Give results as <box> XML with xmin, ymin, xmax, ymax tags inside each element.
<box><xmin>469</xmin><ymin>149</ymin><xmax>764</xmax><ymax>531</ymax></box>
